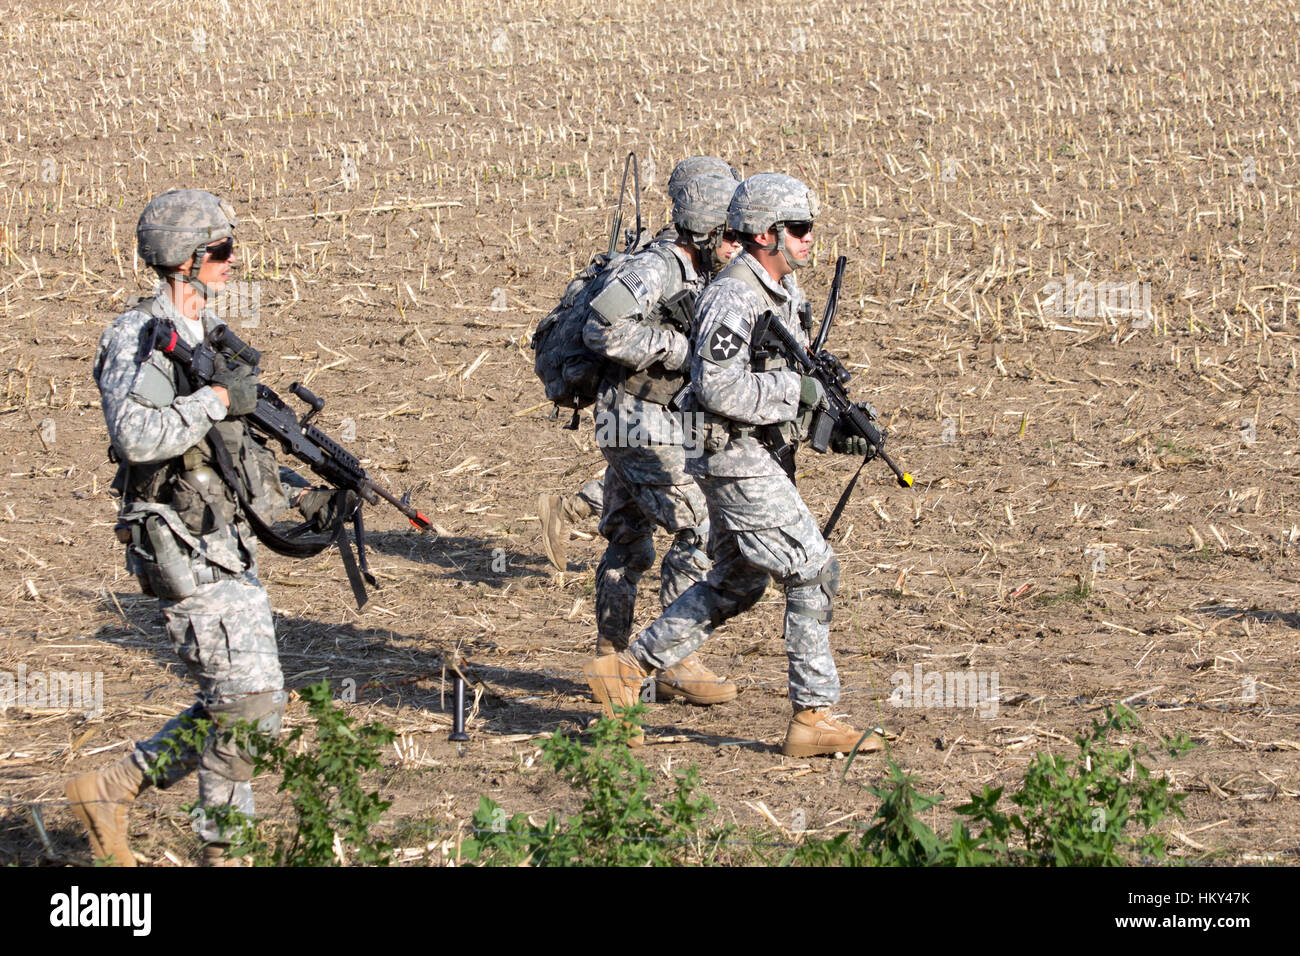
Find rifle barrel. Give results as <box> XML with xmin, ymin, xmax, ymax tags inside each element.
<box><xmin>764</xmin><ymin>302</ymin><xmax>913</xmax><ymax>489</ymax></box>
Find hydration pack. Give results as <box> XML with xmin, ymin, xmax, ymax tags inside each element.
<box><xmin>532</xmin><ymin>235</ymin><xmax>666</xmax><ymax>411</ymax></box>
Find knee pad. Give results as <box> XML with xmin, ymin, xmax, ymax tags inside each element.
<box><xmin>671</xmin><ymin>527</ymin><xmax>704</xmax><ymax>552</ymax></box>
<box><xmin>787</xmin><ymin>555</ymin><xmax>840</xmax><ymax>624</ymax></box>
<box><xmin>200</xmin><ymin>689</ymin><xmax>286</xmax><ymax>782</ymax></box>
<box><xmin>603</xmin><ymin>536</ymin><xmax>656</xmax><ymax>576</ymax></box>
<box><xmin>666</xmin><ymin>528</ymin><xmax>709</xmax><ymax>571</ymax></box>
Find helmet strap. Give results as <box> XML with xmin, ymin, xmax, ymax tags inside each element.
<box><xmin>703</xmin><ymin>231</ymin><xmax>722</xmax><ymax>275</ymax></box>
<box><xmin>166</xmin><ymin>247</ymin><xmax>213</xmax><ymax>313</ymax></box>
<box><xmin>774</xmin><ymin>224</ymin><xmax>808</xmax><ymax>271</ymax></box>
<box><xmin>678</xmin><ymin>230</ymin><xmax>722</xmax><ymax>277</ymax></box>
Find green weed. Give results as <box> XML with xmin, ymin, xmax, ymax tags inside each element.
<box><xmin>179</xmin><ymin>680</ymin><xmax>396</xmax><ymax>866</ymax></box>
<box><xmin>460</xmin><ymin>704</ymin><xmax>729</xmax><ymax>866</ymax></box>
<box><xmin>791</xmin><ymin>706</ymin><xmax>1191</xmax><ymax>866</ymax></box>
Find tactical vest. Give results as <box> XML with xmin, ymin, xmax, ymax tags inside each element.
<box><xmin>110</xmin><ymin>295</ymin><xmax>286</xmax><ymax>597</ymax></box>
<box><xmin>616</xmin><ymin>244</ymin><xmax>695</xmax><ymax>407</ymax></box>
<box><xmin>706</xmin><ymin>258</ymin><xmax>810</xmax><ymax>458</ymax></box>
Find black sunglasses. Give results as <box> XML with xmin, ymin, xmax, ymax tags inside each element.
<box><xmin>782</xmin><ymin>221</ymin><xmax>814</xmax><ymax>239</ymax></box>
<box><xmin>721</xmin><ymin>229</ymin><xmax>741</xmax><ymax>243</ymax></box>
<box><xmin>203</xmin><ymin>237</ymin><xmax>235</xmax><ymax>262</ymax></box>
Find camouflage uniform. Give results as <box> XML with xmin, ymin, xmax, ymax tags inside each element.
<box><xmin>625</xmin><ymin>250</ymin><xmax>841</xmax><ymax>709</ymax></box>
<box><xmin>541</xmin><ymin>160</ymin><xmax>742</xmax><ymax>570</ymax></box>
<box><xmin>583</xmin><ymin>242</ymin><xmax>710</xmax><ymax>649</ymax></box>
<box><xmin>93</xmin><ymin>285</ymin><xmax>289</xmax><ymax>843</ymax></box>
<box><xmin>569</xmin><ymin>476</ymin><xmax>604</xmax><ymax>520</ymax></box>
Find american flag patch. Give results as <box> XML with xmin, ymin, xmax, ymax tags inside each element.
<box><xmin>618</xmin><ymin>271</ymin><xmax>649</xmax><ymax>302</ymax></box>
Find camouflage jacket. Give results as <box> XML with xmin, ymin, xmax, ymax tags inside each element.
<box><xmin>686</xmin><ymin>251</ymin><xmax>808</xmax><ymax>479</ymax></box>
<box><xmin>92</xmin><ymin>287</ymin><xmax>285</xmax><ymax>573</ymax></box>
<box><xmin>583</xmin><ymin>240</ymin><xmax>703</xmax><ymax>484</ymax></box>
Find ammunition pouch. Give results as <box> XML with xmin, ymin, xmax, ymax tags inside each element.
<box><xmin>731</xmin><ymin>419</ymin><xmax>800</xmax><ymax>452</ymax></box>
<box><xmin>690</xmin><ymin>408</ymin><xmax>733</xmax><ymax>454</ymax></box>
<box><xmin>619</xmin><ymin>361</ymin><xmax>686</xmax><ymax>406</ymax></box>
<box><xmin>208</xmin><ymin>421</ymin><xmax>288</xmax><ymax>524</ymax></box>
<box><xmin>113</xmin><ymin>426</ymin><xmax>279</xmax><ymax>598</ymax></box>
<box><xmin>728</xmin><ymin>419</ymin><xmax>800</xmax><ymax>479</ymax></box>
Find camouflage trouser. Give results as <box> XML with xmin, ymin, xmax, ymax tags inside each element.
<box><xmin>570</xmin><ymin>477</ymin><xmax>605</xmax><ymax>520</ymax></box>
<box><xmin>629</xmin><ymin>472</ymin><xmax>841</xmax><ymax>709</ymax></box>
<box><xmin>595</xmin><ymin>459</ymin><xmax>710</xmax><ymax>652</ymax></box>
<box><xmin>131</xmin><ymin>568</ymin><xmax>285</xmax><ymax>844</ymax></box>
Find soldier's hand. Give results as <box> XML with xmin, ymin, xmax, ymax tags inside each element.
<box><xmin>663</xmin><ymin>332</ymin><xmax>690</xmax><ymax>371</ymax></box>
<box><xmin>297</xmin><ymin>488</ymin><xmax>360</xmax><ymax>531</ymax></box>
<box><xmin>854</xmin><ymin>400</ymin><xmax>879</xmax><ymax>422</ymax></box>
<box><xmin>798</xmin><ymin>375</ymin><xmax>828</xmax><ymax>411</ymax></box>
<box><xmin>210</xmin><ymin>363</ymin><xmax>258</xmax><ymax>417</ymax></box>
<box><xmin>832</xmin><ymin>429</ymin><xmax>883</xmax><ymax>459</ymax></box>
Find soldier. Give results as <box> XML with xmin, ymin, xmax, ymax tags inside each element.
<box><xmin>66</xmin><ymin>190</ymin><xmax>346</xmax><ymax>865</ymax></box>
<box><xmin>578</xmin><ymin>173</ymin><xmax>742</xmax><ymax>706</ymax></box>
<box><xmin>538</xmin><ymin>156</ymin><xmax>742</xmax><ymax>572</ymax></box>
<box><xmin>584</xmin><ymin>173</ymin><xmax>886</xmax><ymax>757</ymax></box>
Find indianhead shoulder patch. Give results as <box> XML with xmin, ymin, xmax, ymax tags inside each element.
<box><xmin>705</xmin><ymin>324</ymin><xmax>746</xmax><ymax>362</ymax></box>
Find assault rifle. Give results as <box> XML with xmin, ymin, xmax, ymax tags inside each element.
<box><xmin>759</xmin><ymin>255</ymin><xmax>913</xmax><ymax>534</ymax></box>
<box><xmin>150</xmin><ymin>319</ymin><xmax>431</xmax><ymax>607</ymax></box>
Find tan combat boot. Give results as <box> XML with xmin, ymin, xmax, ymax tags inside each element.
<box><xmin>595</xmin><ymin>635</ymin><xmax>618</xmax><ymax>656</ymax></box>
<box><xmin>656</xmin><ymin>654</ymin><xmax>738</xmax><ymax>706</ymax></box>
<box><xmin>582</xmin><ymin>650</ymin><xmax>650</xmax><ymax>746</ymax></box>
<box><xmin>201</xmin><ymin>844</ymin><xmax>246</xmax><ymax>867</ymax></box>
<box><xmin>781</xmin><ymin>709</ymin><xmax>885</xmax><ymax>758</ymax></box>
<box><xmin>66</xmin><ymin>756</ymin><xmax>145</xmax><ymax>867</ymax></box>
<box><xmin>538</xmin><ymin>493</ymin><xmax>567</xmax><ymax>571</ymax></box>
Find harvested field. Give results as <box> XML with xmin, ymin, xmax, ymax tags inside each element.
<box><xmin>0</xmin><ymin>0</ymin><xmax>1298</xmax><ymax>865</ymax></box>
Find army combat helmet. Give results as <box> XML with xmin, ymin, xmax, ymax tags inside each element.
<box><xmin>666</xmin><ymin>156</ymin><xmax>741</xmax><ymax>202</ymax></box>
<box><xmin>727</xmin><ymin>173</ymin><xmax>819</xmax><ymax>270</ymax></box>
<box><xmin>137</xmin><ymin>189</ymin><xmax>238</xmax><ymax>301</ymax></box>
<box><xmin>672</xmin><ymin>174</ymin><xmax>737</xmax><ymax>275</ymax></box>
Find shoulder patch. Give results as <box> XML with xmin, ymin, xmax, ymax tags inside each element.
<box><xmin>127</xmin><ymin>357</ymin><xmax>176</xmax><ymax>409</ymax></box>
<box><xmin>705</xmin><ymin>324</ymin><xmax>746</xmax><ymax>362</ymax></box>
<box><xmin>618</xmin><ymin>270</ymin><xmax>649</xmax><ymax>303</ymax></box>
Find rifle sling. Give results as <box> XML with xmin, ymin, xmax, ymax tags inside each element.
<box><xmin>822</xmin><ymin>451</ymin><xmax>869</xmax><ymax>540</ymax></box>
<box><xmin>205</xmin><ymin>427</ymin><xmax>373</xmax><ymax>608</ymax></box>
<box><xmin>204</xmin><ymin>427</ymin><xmax>330</xmax><ymax>559</ymax></box>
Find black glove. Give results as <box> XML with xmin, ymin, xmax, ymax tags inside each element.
<box><xmin>832</xmin><ymin>404</ymin><xmax>885</xmax><ymax>459</ymax></box>
<box><xmin>297</xmin><ymin>489</ymin><xmax>359</xmax><ymax>531</ymax></box>
<box><xmin>211</xmin><ymin>362</ymin><xmax>259</xmax><ymax>417</ymax></box>
<box><xmin>831</xmin><ymin>432</ymin><xmax>880</xmax><ymax>458</ymax></box>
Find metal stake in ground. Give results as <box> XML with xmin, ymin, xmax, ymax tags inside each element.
<box><xmin>449</xmin><ymin>674</ymin><xmax>470</xmax><ymax>745</ymax></box>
